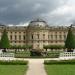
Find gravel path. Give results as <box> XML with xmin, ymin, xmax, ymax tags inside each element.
<box><xmin>26</xmin><ymin>59</ymin><xmax>47</xmax><ymax>75</ymax></box>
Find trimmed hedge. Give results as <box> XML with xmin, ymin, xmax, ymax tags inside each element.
<box><xmin>0</xmin><ymin>60</ymin><xmax>28</xmax><ymax>65</ymax></box>
<box><xmin>15</xmin><ymin>51</ymin><xmax>60</xmax><ymax>58</ymax></box>
<box><xmin>44</xmin><ymin>60</ymin><xmax>75</xmax><ymax>65</ymax></box>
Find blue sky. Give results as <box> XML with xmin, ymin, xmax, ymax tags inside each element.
<box><xmin>0</xmin><ymin>0</ymin><xmax>75</xmax><ymax>26</ymax></box>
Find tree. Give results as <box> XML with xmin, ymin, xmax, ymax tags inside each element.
<box><xmin>65</xmin><ymin>26</ymin><xmax>75</xmax><ymax>52</ymax></box>
<box><xmin>26</xmin><ymin>45</ymin><xmax>32</xmax><ymax>50</ymax></box>
<box><xmin>0</xmin><ymin>29</ymin><xmax>10</xmax><ymax>52</ymax></box>
<box><xmin>44</xmin><ymin>45</ymin><xmax>64</xmax><ymax>50</ymax></box>
<box><xmin>43</xmin><ymin>45</ymin><xmax>49</xmax><ymax>51</ymax></box>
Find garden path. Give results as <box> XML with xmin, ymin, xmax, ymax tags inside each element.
<box><xmin>26</xmin><ymin>59</ymin><xmax>47</xmax><ymax>75</ymax></box>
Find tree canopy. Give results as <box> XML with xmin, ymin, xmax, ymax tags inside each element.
<box><xmin>65</xmin><ymin>26</ymin><xmax>75</xmax><ymax>51</ymax></box>
<box><xmin>43</xmin><ymin>45</ymin><xmax>64</xmax><ymax>50</ymax></box>
<box><xmin>0</xmin><ymin>29</ymin><xmax>10</xmax><ymax>49</ymax></box>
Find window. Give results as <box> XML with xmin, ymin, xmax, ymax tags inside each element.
<box><xmin>11</xmin><ymin>32</ymin><xmax>12</xmax><ymax>34</ymax></box>
<box><xmin>19</xmin><ymin>41</ymin><xmax>21</xmax><ymax>43</ymax></box>
<box><xmin>15</xmin><ymin>32</ymin><xmax>16</xmax><ymax>34</ymax></box>
<box><xmin>64</xmin><ymin>35</ymin><xmax>66</xmax><ymax>40</ymax></box>
<box><xmin>64</xmin><ymin>35</ymin><xmax>66</xmax><ymax>39</ymax></box>
<box><xmin>48</xmin><ymin>35</ymin><xmax>50</xmax><ymax>39</ymax></box>
<box><xmin>15</xmin><ymin>41</ymin><xmax>16</xmax><ymax>43</ymax></box>
<box><xmin>51</xmin><ymin>41</ymin><xmax>53</xmax><ymax>43</ymax></box>
<box><xmin>23</xmin><ymin>32</ymin><xmax>25</xmax><ymax>34</ymax></box>
<box><xmin>19</xmin><ymin>35</ymin><xmax>21</xmax><ymax>40</ymax></box>
<box><xmin>37</xmin><ymin>41</ymin><xmax>39</xmax><ymax>43</ymax></box>
<box><xmin>43</xmin><ymin>34</ymin><xmax>45</xmax><ymax>39</ymax></box>
<box><xmin>51</xmin><ymin>35</ymin><xmax>53</xmax><ymax>39</ymax></box>
<box><xmin>37</xmin><ymin>45</ymin><xmax>39</xmax><ymax>48</ymax></box>
<box><xmin>55</xmin><ymin>32</ymin><xmax>57</xmax><ymax>34</ymax></box>
<box><xmin>59</xmin><ymin>32</ymin><xmax>61</xmax><ymax>34</ymax></box>
<box><xmin>31</xmin><ymin>35</ymin><xmax>33</xmax><ymax>39</ymax></box>
<box><xmin>10</xmin><ymin>35</ymin><xmax>12</xmax><ymax>40</ymax></box>
<box><xmin>19</xmin><ymin>32</ymin><xmax>21</xmax><ymax>34</ymax></box>
<box><xmin>43</xmin><ymin>40</ymin><xmax>45</xmax><ymax>43</ymax></box>
<box><xmin>59</xmin><ymin>35</ymin><xmax>62</xmax><ymax>39</ymax></box>
<box><xmin>64</xmin><ymin>32</ymin><xmax>65</xmax><ymax>34</ymax></box>
<box><xmin>32</xmin><ymin>41</ymin><xmax>33</xmax><ymax>43</ymax></box>
<box><xmin>37</xmin><ymin>34</ymin><xmax>39</xmax><ymax>39</ymax></box>
<box><xmin>55</xmin><ymin>35</ymin><xmax>57</xmax><ymax>40</ymax></box>
<box><xmin>23</xmin><ymin>35</ymin><xmax>25</xmax><ymax>40</ymax></box>
<box><xmin>23</xmin><ymin>41</ymin><xmax>25</xmax><ymax>43</ymax></box>
<box><xmin>15</xmin><ymin>35</ymin><xmax>17</xmax><ymax>40</ymax></box>
<box><xmin>55</xmin><ymin>41</ymin><xmax>57</xmax><ymax>43</ymax></box>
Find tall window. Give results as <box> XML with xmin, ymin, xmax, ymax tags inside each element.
<box><xmin>37</xmin><ymin>45</ymin><xmax>39</xmax><ymax>48</ymax></box>
<box><xmin>55</xmin><ymin>35</ymin><xmax>57</xmax><ymax>40</ymax></box>
<box><xmin>11</xmin><ymin>32</ymin><xmax>12</xmax><ymax>34</ymax></box>
<box><xmin>51</xmin><ymin>35</ymin><xmax>53</xmax><ymax>39</ymax></box>
<box><xmin>43</xmin><ymin>34</ymin><xmax>45</xmax><ymax>39</ymax></box>
<box><xmin>59</xmin><ymin>35</ymin><xmax>62</xmax><ymax>40</ymax></box>
<box><xmin>55</xmin><ymin>32</ymin><xmax>57</xmax><ymax>35</ymax></box>
<box><xmin>23</xmin><ymin>35</ymin><xmax>25</xmax><ymax>40</ymax></box>
<box><xmin>15</xmin><ymin>32</ymin><xmax>17</xmax><ymax>34</ymax></box>
<box><xmin>48</xmin><ymin>35</ymin><xmax>50</xmax><ymax>39</ymax></box>
<box><xmin>64</xmin><ymin>35</ymin><xmax>66</xmax><ymax>40</ymax></box>
<box><xmin>43</xmin><ymin>40</ymin><xmax>45</xmax><ymax>43</ymax></box>
<box><xmin>19</xmin><ymin>35</ymin><xmax>21</xmax><ymax>40</ymax></box>
<box><xmin>37</xmin><ymin>34</ymin><xmax>39</xmax><ymax>39</ymax></box>
<box><xmin>15</xmin><ymin>35</ymin><xmax>17</xmax><ymax>40</ymax></box>
<box><xmin>31</xmin><ymin>34</ymin><xmax>33</xmax><ymax>39</ymax></box>
<box><xmin>10</xmin><ymin>35</ymin><xmax>12</xmax><ymax>40</ymax></box>
<box><xmin>19</xmin><ymin>32</ymin><xmax>21</xmax><ymax>34</ymax></box>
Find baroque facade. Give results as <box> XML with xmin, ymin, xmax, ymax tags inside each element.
<box><xmin>0</xmin><ymin>19</ymin><xmax>72</xmax><ymax>49</ymax></box>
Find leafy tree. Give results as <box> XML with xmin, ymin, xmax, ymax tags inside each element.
<box><xmin>65</xmin><ymin>26</ymin><xmax>75</xmax><ymax>52</ymax></box>
<box><xmin>22</xmin><ymin>45</ymin><xmax>26</xmax><ymax>51</ymax></box>
<box><xmin>26</xmin><ymin>45</ymin><xmax>32</xmax><ymax>50</ymax></box>
<box><xmin>0</xmin><ymin>29</ymin><xmax>10</xmax><ymax>52</ymax></box>
<box><xmin>43</xmin><ymin>45</ymin><xmax>49</xmax><ymax>51</ymax></box>
<box><xmin>44</xmin><ymin>45</ymin><xmax>64</xmax><ymax>50</ymax></box>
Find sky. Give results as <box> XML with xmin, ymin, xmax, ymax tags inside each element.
<box><xmin>0</xmin><ymin>0</ymin><xmax>75</xmax><ymax>26</ymax></box>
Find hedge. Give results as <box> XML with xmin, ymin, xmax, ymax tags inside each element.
<box><xmin>44</xmin><ymin>60</ymin><xmax>75</xmax><ymax>65</ymax></box>
<box><xmin>0</xmin><ymin>60</ymin><xmax>28</xmax><ymax>65</ymax></box>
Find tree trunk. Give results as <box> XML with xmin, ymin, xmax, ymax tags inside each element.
<box><xmin>67</xmin><ymin>48</ymin><xmax>73</xmax><ymax>52</ymax></box>
<box><xmin>2</xmin><ymin>48</ymin><xmax>6</xmax><ymax>53</ymax></box>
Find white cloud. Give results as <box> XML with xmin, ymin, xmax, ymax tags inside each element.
<box><xmin>41</xmin><ymin>0</ymin><xmax>75</xmax><ymax>26</ymax></box>
<box><xmin>8</xmin><ymin>22</ymin><xmax>29</xmax><ymax>26</ymax></box>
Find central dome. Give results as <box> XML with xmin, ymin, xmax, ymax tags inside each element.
<box><xmin>28</xmin><ymin>18</ymin><xmax>48</xmax><ymax>27</ymax></box>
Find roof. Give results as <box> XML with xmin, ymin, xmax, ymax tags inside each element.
<box><xmin>28</xmin><ymin>18</ymin><xmax>48</xmax><ymax>27</ymax></box>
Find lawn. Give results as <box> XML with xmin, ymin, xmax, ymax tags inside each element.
<box><xmin>45</xmin><ymin>64</ymin><xmax>75</xmax><ymax>75</ymax></box>
<box><xmin>0</xmin><ymin>65</ymin><xmax>27</xmax><ymax>75</ymax></box>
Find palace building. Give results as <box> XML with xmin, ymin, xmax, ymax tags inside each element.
<box><xmin>0</xmin><ymin>19</ymin><xmax>72</xmax><ymax>49</ymax></box>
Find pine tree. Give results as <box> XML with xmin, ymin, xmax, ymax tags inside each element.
<box><xmin>65</xmin><ymin>26</ymin><xmax>75</xmax><ymax>52</ymax></box>
<box><xmin>0</xmin><ymin>29</ymin><xmax>10</xmax><ymax>52</ymax></box>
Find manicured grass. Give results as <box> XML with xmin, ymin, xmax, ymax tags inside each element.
<box><xmin>45</xmin><ymin>64</ymin><xmax>75</xmax><ymax>75</ymax></box>
<box><xmin>0</xmin><ymin>65</ymin><xmax>27</xmax><ymax>75</ymax></box>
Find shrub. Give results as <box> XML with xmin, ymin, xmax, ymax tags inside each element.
<box><xmin>30</xmin><ymin>50</ymin><xmax>42</xmax><ymax>56</ymax></box>
<box><xmin>0</xmin><ymin>60</ymin><xmax>28</xmax><ymax>65</ymax></box>
<box><xmin>44</xmin><ymin>60</ymin><xmax>75</xmax><ymax>65</ymax></box>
